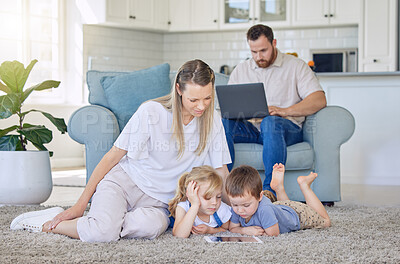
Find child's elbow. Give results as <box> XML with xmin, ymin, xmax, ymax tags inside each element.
<box><xmin>265</xmin><ymin>230</ymin><xmax>279</xmax><ymax>237</ymax></box>
<box><xmin>264</xmin><ymin>225</ymin><xmax>280</xmax><ymax>237</ymax></box>
<box><xmin>172</xmin><ymin>229</ymin><xmax>190</xmax><ymax>238</ymax></box>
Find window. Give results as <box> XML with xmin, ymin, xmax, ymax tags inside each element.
<box><xmin>0</xmin><ymin>0</ymin><xmax>64</xmax><ymax>103</ymax></box>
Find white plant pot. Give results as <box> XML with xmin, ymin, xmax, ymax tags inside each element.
<box><xmin>0</xmin><ymin>151</ymin><xmax>53</xmax><ymax>205</ymax></box>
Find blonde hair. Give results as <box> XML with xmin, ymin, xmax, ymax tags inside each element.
<box><xmin>153</xmin><ymin>59</ymin><xmax>215</xmax><ymax>158</ymax></box>
<box><xmin>168</xmin><ymin>165</ymin><xmax>222</xmax><ymax>218</ymax></box>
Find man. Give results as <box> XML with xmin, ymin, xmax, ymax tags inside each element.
<box><xmin>222</xmin><ymin>24</ymin><xmax>326</xmax><ymax>193</ymax></box>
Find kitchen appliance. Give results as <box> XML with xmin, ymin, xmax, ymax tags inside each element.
<box><xmin>311</xmin><ymin>49</ymin><xmax>358</xmax><ymax>72</ymax></box>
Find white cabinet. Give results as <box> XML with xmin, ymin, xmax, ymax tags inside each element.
<box><xmin>168</xmin><ymin>0</ymin><xmax>219</xmax><ymax>31</ymax></box>
<box><xmin>293</xmin><ymin>0</ymin><xmax>360</xmax><ymax>26</ymax></box>
<box><xmin>191</xmin><ymin>0</ymin><xmax>219</xmax><ymax>30</ymax></box>
<box><xmin>127</xmin><ymin>0</ymin><xmax>154</xmax><ymax>28</ymax></box>
<box><xmin>168</xmin><ymin>0</ymin><xmax>191</xmax><ymax>31</ymax></box>
<box><xmin>220</xmin><ymin>0</ymin><xmax>290</xmax><ymax>29</ymax></box>
<box><xmin>359</xmin><ymin>0</ymin><xmax>397</xmax><ymax>72</ymax></box>
<box><xmin>106</xmin><ymin>0</ymin><xmax>129</xmax><ymax>24</ymax></box>
<box><xmin>154</xmin><ymin>0</ymin><xmax>170</xmax><ymax>30</ymax></box>
<box><xmin>126</xmin><ymin>0</ymin><xmax>170</xmax><ymax>30</ymax></box>
<box><xmin>80</xmin><ymin>0</ymin><xmax>169</xmax><ymax>30</ymax></box>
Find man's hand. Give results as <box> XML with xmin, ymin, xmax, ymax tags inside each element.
<box><xmin>269</xmin><ymin>106</ymin><xmax>289</xmax><ymax>117</ymax></box>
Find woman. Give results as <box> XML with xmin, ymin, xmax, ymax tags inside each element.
<box><xmin>11</xmin><ymin>59</ymin><xmax>231</xmax><ymax>242</ymax></box>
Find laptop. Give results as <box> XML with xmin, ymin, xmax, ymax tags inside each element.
<box><xmin>216</xmin><ymin>83</ymin><xmax>269</xmax><ymax>120</ymax></box>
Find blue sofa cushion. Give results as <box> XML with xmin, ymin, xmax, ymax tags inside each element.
<box><xmin>100</xmin><ymin>63</ymin><xmax>171</xmax><ymax>130</ymax></box>
<box><xmin>87</xmin><ymin>71</ymin><xmax>129</xmax><ymax>108</ymax></box>
<box><xmin>233</xmin><ymin>142</ymin><xmax>314</xmax><ymax>171</ymax></box>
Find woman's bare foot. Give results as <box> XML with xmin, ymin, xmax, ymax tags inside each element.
<box><xmin>270</xmin><ymin>163</ymin><xmax>285</xmax><ymax>193</ymax></box>
<box><xmin>297</xmin><ymin>172</ymin><xmax>318</xmax><ymax>189</ymax></box>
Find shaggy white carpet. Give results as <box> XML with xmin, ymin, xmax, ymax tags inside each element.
<box><xmin>1</xmin><ymin>205</ymin><xmax>399</xmax><ymax>263</ymax></box>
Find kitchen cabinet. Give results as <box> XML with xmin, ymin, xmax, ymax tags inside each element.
<box><xmin>293</xmin><ymin>0</ymin><xmax>360</xmax><ymax>26</ymax></box>
<box><xmin>106</xmin><ymin>0</ymin><xmax>129</xmax><ymax>24</ymax></box>
<box><xmin>126</xmin><ymin>0</ymin><xmax>154</xmax><ymax>28</ymax></box>
<box><xmin>359</xmin><ymin>0</ymin><xmax>397</xmax><ymax>72</ymax></box>
<box><xmin>220</xmin><ymin>0</ymin><xmax>290</xmax><ymax>29</ymax></box>
<box><xmin>154</xmin><ymin>0</ymin><xmax>170</xmax><ymax>30</ymax></box>
<box><xmin>81</xmin><ymin>0</ymin><xmax>169</xmax><ymax>30</ymax></box>
<box><xmin>168</xmin><ymin>0</ymin><xmax>219</xmax><ymax>31</ymax></box>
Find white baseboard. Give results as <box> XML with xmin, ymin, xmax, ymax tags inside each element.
<box><xmin>50</xmin><ymin>157</ymin><xmax>85</xmax><ymax>169</ymax></box>
<box><xmin>342</xmin><ymin>174</ymin><xmax>400</xmax><ymax>186</ymax></box>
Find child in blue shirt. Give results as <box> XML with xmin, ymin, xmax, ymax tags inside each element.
<box><xmin>225</xmin><ymin>163</ymin><xmax>331</xmax><ymax>236</ymax></box>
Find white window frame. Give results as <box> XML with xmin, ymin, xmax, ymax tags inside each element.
<box><xmin>0</xmin><ymin>0</ymin><xmax>67</xmax><ymax>104</ymax></box>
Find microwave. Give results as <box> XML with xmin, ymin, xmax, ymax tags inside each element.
<box><xmin>311</xmin><ymin>49</ymin><xmax>358</xmax><ymax>72</ymax></box>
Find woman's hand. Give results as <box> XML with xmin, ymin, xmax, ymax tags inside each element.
<box><xmin>48</xmin><ymin>204</ymin><xmax>86</xmax><ymax>230</ymax></box>
<box><xmin>186</xmin><ymin>181</ymin><xmax>200</xmax><ymax>207</ymax></box>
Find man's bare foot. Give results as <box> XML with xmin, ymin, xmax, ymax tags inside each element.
<box><xmin>297</xmin><ymin>172</ymin><xmax>318</xmax><ymax>188</ymax></box>
<box><xmin>270</xmin><ymin>163</ymin><xmax>285</xmax><ymax>192</ymax></box>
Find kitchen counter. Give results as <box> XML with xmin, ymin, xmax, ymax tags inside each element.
<box><xmin>316</xmin><ymin>71</ymin><xmax>400</xmax><ymax>77</ymax></box>
<box><xmin>316</xmin><ymin>72</ymin><xmax>400</xmax><ymax>187</ymax></box>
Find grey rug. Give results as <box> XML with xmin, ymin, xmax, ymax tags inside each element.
<box><xmin>1</xmin><ymin>205</ymin><xmax>399</xmax><ymax>263</ymax></box>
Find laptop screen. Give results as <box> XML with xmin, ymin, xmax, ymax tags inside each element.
<box><xmin>216</xmin><ymin>83</ymin><xmax>269</xmax><ymax>120</ymax></box>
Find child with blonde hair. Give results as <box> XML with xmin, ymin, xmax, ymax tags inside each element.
<box><xmin>169</xmin><ymin>166</ymin><xmax>231</xmax><ymax>238</ymax></box>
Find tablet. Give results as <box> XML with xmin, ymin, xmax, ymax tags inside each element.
<box><xmin>204</xmin><ymin>236</ymin><xmax>263</xmax><ymax>243</ymax></box>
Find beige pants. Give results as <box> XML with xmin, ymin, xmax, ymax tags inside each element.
<box><xmin>77</xmin><ymin>164</ymin><xmax>169</xmax><ymax>242</ymax></box>
<box><xmin>273</xmin><ymin>200</ymin><xmax>327</xmax><ymax>229</ymax></box>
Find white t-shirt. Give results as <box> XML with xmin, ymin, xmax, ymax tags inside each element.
<box><xmin>177</xmin><ymin>200</ymin><xmax>232</xmax><ymax>227</ymax></box>
<box><xmin>114</xmin><ymin>101</ymin><xmax>231</xmax><ymax>204</ymax></box>
<box><xmin>229</xmin><ymin>49</ymin><xmax>324</xmax><ymax>127</ymax></box>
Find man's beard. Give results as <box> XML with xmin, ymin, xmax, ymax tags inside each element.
<box><xmin>256</xmin><ymin>47</ymin><xmax>276</xmax><ymax>68</ymax></box>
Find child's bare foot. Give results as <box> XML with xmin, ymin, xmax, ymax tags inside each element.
<box><xmin>297</xmin><ymin>172</ymin><xmax>318</xmax><ymax>188</ymax></box>
<box><xmin>270</xmin><ymin>163</ymin><xmax>285</xmax><ymax>192</ymax></box>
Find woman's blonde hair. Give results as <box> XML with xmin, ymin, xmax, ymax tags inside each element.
<box><xmin>168</xmin><ymin>165</ymin><xmax>222</xmax><ymax>218</ymax></box>
<box><xmin>153</xmin><ymin>59</ymin><xmax>215</xmax><ymax>158</ymax></box>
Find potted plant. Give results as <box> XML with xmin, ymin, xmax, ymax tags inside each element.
<box><xmin>0</xmin><ymin>59</ymin><xmax>67</xmax><ymax>205</ymax></box>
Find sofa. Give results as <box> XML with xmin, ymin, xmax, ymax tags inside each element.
<box><xmin>68</xmin><ymin>63</ymin><xmax>355</xmax><ymax>203</ymax></box>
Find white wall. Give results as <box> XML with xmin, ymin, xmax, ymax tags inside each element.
<box><xmin>319</xmin><ymin>74</ymin><xmax>400</xmax><ymax>186</ymax></box>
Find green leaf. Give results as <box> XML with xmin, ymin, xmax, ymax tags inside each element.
<box><xmin>22</xmin><ymin>80</ymin><xmax>61</xmax><ymax>103</ymax></box>
<box><xmin>0</xmin><ymin>81</ymin><xmax>12</xmax><ymax>94</ymax></box>
<box><xmin>0</xmin><ymin>125</ymin><xmax>19</xmax><ymax>137</ymax></box>
<box><xmin>41</xmin><ymin>112</ymin><xmax>67</xmax><ymax>133</ymax></box>
<box><xmin>20</xmin><ymin>109</ymin><xmax>67</xmax><ymax>133</ymax></box>
<box><xmin>0</xmin><ymin>135</ymin><xmax>19</xmax><ymax>151</ymax></box>
<box><xmin>18</xmin><ymin>124</ymin><xmax>53</xmax><ymax>148</ymax></box>
<box><xmin>0</xmin><ymin>93</ymin><xmax>21</xmax><ymax>119</ymax></box>
<box><xmin>0</xmin><ymin>60</ymin><xmax>37</xmax><ymax>93</ymax></box>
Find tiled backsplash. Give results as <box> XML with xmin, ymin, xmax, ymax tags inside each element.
<box><xmin>84</xmin><ymin>25</ymin><xmax>358</xmax><ymax>74</ymax></box>
<box><xmin>83</xmin><ymin>25</ymin><xmax>164</xmax><ymax>73</ymax></box>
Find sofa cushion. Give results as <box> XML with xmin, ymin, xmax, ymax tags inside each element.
<box><xmin>101</xmin><ymin>63</ymin><xmax>171</xmax><ymax>130</ymax></box>
<box><xmin>233</xmin><ymin>142</ymin><xmax>314</xmax><ymax>171</ymax></box>
<box><xmin>87</xmin><ymin>71</ymin><xmax>128</xmax><ymax>108</ymax></box>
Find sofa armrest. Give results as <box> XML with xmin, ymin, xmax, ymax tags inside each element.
<box><xmin>302</xmin><ymin>105</ymin><xmax>355</xmax><ymax>201</ymax></box>
<box><xmin>68</xmin><ymin>105</ymin><xmax>120</xmax><ymax>182</ymax></box>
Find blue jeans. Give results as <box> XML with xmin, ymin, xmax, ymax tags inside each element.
<box><xmin>222</xmin><ymin>116</ymin><xmax>303</xmax><ymax>192</ymax></box>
